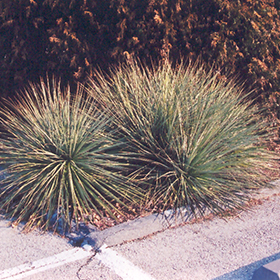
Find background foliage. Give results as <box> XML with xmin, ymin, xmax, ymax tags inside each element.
<box><xmin>0</xmin><ymin>0</ymin><xmax>280</xmax><ymax>129</ymax></box>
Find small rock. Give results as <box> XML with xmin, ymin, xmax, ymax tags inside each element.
<box><xmin>82</xmin><ymin>243</ymin><xmax>93</xmax><ymax>252</ymax></box>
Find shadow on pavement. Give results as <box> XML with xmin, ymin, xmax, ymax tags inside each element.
<box><xmin>212</xmin><ymin>252</ymin><xmax>280</xmax><ymax>280</ymax></box>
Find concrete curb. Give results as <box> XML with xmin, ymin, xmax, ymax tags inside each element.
<box><xmin>85</xmin><ymin>208</ymin><xmax>194</xmax><ymax>248</ymax></box>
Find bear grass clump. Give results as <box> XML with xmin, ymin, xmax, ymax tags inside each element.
<box><xmin>0</xmin><ymin>61</ymin><xmax>277</xmax><ymax>232</ymax></box>
<box><xmin>87</xmin><ymin>60</ymin><xmax>276</xmax><ymax>216</ymax></box>
<box><xmin>0</xmin><ymin>79</ymin><xmax>141</xmax><ymax>231</ymax></box>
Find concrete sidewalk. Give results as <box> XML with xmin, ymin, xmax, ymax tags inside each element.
<box><xmin>0</xmin><ymin>181</ymin><xmax>280</xmax><ymax>279</ymax></box>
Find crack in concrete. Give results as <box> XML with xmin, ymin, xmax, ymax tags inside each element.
<box><xmin>76</xmin><ymin>249</ymin><xmax>98</xmax><ymax>280</ymax></box>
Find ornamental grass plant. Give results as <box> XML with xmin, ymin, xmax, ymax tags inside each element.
<box><xmin>0</xmin><ymin>61</ymin><xmax>277</xmax><ymax>232</ymax></box>
<box><xmin>87</xmin><ymin>60</ymin><xmax>277</xmax><ymax>217</ymax></box>
<box><xmin>0</xmin><ymin>79</ymin><xmax>140</xmax><ymax>232</ymax></box>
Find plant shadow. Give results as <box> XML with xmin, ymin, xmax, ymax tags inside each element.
<box><xmin>212</xmin><ymin>252</ymin><xmax>280</xmax><ymax>280</ymax></box>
